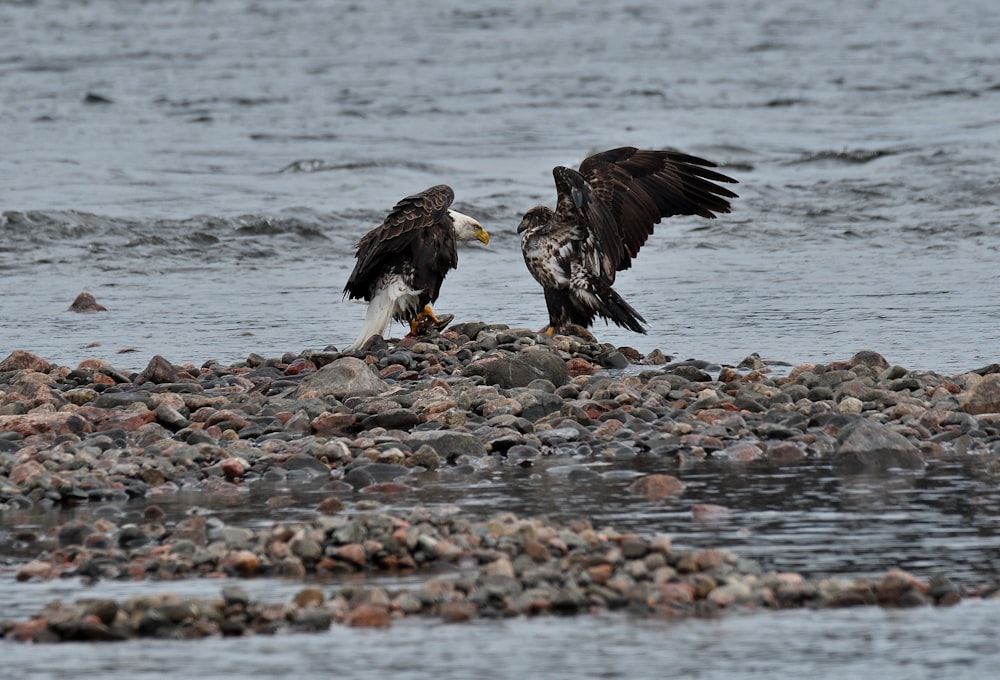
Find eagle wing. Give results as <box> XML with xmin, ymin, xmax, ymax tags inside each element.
<box><xmin>344</xmin><ymin>185</ymin><xmax>455</xmax><ymax>300</ymax></box>
<box><xmin>568</xmin><ymin>147</ymin><xmax>739</xmax><ymax>278</ymax></box>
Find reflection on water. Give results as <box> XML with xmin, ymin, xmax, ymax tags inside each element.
<box><xmin>4</xmin><ymin>604</ymin><xmax>1000</xmax><ymax>680</ymax></box>
<box><xmin>5</xmin><ymin>455</ymin><xmax>999</xmax><ymax>586</ymax></box>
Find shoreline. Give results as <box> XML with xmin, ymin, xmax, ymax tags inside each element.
<box><xmin>2</xmin><ymin>323</ymin><xmax>1000</xmax><ymax>641</ymax></box>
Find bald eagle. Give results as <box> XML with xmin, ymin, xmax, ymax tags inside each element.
<box><xmin>343</xmin><ymin>185</ymin><xmax>489</xmax><ymax>350</ymax></box>
<box><xmin>517</xmin><ymin>147</ymin><xmax>738</xmax><ymax>335</ymax></box>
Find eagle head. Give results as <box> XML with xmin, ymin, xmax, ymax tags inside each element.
<box><xmin>517</xmin><ymin>206</ymin><xmax>553</xmax><ymax>234</ymax></box>
<box><xmin>448</xmin><ymin>209</ymin><xmax>491</xmax><ymax>244</ymax></box>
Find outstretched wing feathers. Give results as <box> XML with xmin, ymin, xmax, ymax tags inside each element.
<box><xmin>567</xmin><ymin>147</ymin><xmax>739</xmax><ymax>275</ymax></box>
<box><xmin>552</xmin><ymin>166</ymin><xmax>621</xmax><ymax>280</ymax></box>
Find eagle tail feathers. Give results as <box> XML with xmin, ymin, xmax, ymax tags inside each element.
<box><xmin>346</xmin><ymin>276</ymin><xmax>420</xmax><ymax>350</ymax></box>
<box><xmin>594</xmin><ymin>283</ymin><xmax>647</xmax><ymax>334</ymax></box>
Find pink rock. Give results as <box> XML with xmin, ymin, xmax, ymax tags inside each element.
<box><xmin>16</xmin><ymin>559</ymin><xmax>54</xmax><ymax>581</ymax></box>
<box><xmin>310</xmin><ymin>412</ymin><xmax>357</xmax><ymax>436</ymax></box>
<box><xmin>220</xmin><ymin>458</ymin><xmax>246</xmax><ymax>479</ymax></box>
<box><xmin>0</xmin><ymin>350</ymin><xmax>52</xmax><ymax>373</ymax></box>
<box><xmin>9</xmin><ymin>617</ymin><xmax>51</xmax><ymax>642</ymax></box>
<box><xmin>133</xmin><ymin>355</ymin><xmax>178</xmax><ymax>384</ymax></box>
<box><xmin>439</xmin><ymin>602</ymin><xmax>474</xmax><ymax>623</ymax></box>
<box><xmin>68</xmin><ymin>292</ymin><xmax>108</xmax><ymax>312</ymax></box>
<box><xmin>0</xmin><ymin>411</ymin><xmax>91</xmax><ymax>438</ymax></box>
<box><xmin>587</xmin><ymin>563</ymin><xmax>614</xmax><ymax>584</ymax></box>
<box><xmin>348</xmin><ymin>603</ymin><xmax>391</xmax><ymax>628</ymax></box>
<box><xmin>205</xmin><ymin>409</ymin><xmax>252</xmax><ymax>430</ymax></box>
<box><xmin>334</xmin><ymin>543</ymin><xmax>367</xmax><ymax>568</ymax></box>
<box><xmin>10</xmin><ymin>459</ymin><xmax>47</xmax><ymax>486</ymax></box>
<box><xmin>691</xmin><ymin>504</ymin><xmax>730</xmax><ymax>522</ymax></box>
<box><xmin>98</xmin><ymin>409</ymin><xmax>156</xmax><ymax>433</ymax></box>
<box><xmin>594</xmin><ymin>419</ymin><xmax>625</xmax><ymax>439</ymax></box>
<box><xmin>629</xmin><ymin>474</ymin><xmax>685</xmax><ymax>500</ymax></box>
<box><xmin>961</xmin><ymin>374</ymin><xmax>1000</xmax><ymax>415</ymax></box>
<box><xmin>877</xmin><ymin>569</ymin><xmax>929</xmax><ymax>604</ymax></box>
<box><xmin>692</xmin><ymin>548</ymin><xmax>725</xmax><ymax>571</ymax></box>
<box><xmin>360</xmin><ymin>482</ymin><xmax>412</xmax><ymax>495</ymax></box>
<box><xmin>520</xmin><ymin>538</ymin><xmax>550</xmax><ymax>563</ymax></box>
<box><xmin>284</xmin><ymin>359</ymin><xmax>316</xmax><ymax>376</ymax></box>
<box><xmin>766</xmin><ymin>441</ymin><xmax>805</xmax><ymax>464</ymax></box>
<box><xmin>316</xmin><ymin>497</ymin><xmax>345</xmax><ymax>515</ymax></box>
<box><xmin>482</xmin><ymin>556</ymin><xmax>515</xmax><ymax>578</ymax></box>
<box><xmin>719</xmin><ymin>441</ymin><xmax>763</xmax><ymax>461</ymax></box>
<box><xmin>221</xmin><ymin>550</ymin><xmax>260</xmax><ymax>577</ymax></box>
<box><xmin>566</xmin><ymin>357</ymin><xmax>598</xmax><ymax>376</ymax></box>
<box><xmin>658</xmin><ymin>582</ymin><xmax>696</xmax><ymax>604</ymax></box>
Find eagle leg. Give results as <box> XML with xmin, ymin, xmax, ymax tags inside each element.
<box><xmin>410</xmin><ymin>305</ymin><xmax>454</xmax><ymax>336</ymax></box>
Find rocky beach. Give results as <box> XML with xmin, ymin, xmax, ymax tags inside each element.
<box><xmin>2</xmin><ymin>323</ymin><xmax>999</xmax><ymax>642</ymax></box>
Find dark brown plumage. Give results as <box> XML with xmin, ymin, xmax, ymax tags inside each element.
<box><xmin>344</xmin><ymin>185</ymin><xmax>489</xmax><ymax>349</ymax></box>
<box><xmin>517</xmin><ymin>147</ymin><xmax>738</xmax><ymax>334</ymax></box>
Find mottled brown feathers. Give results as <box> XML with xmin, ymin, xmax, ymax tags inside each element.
<box><xmin>518</xmin><ymin>146</ymin><xmax>738</xmax><ymax>333</ymax></box>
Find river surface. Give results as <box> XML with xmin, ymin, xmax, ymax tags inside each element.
<box><xmin>2</xmin><ymin>0</ymin><xmax>1000</xmax><ymax>676</ymax></box>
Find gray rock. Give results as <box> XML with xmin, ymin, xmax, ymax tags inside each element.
<box><xmin>832</xmin><ymin>418</ymin><xmax>924</xmax><ymax>472</ymax></box>
<box><xmin>57</xmin><ymin>521</ymin><xmax>96</xmax><ymax>548</ymax></box>
<box><xmin>209</xmin><ymin>525</ymin><xmax>255</xmax><ymax>548</ymax></box>
<box><xmin>513</xmin><ymin>389</ymin><xmax>565</xmax><ymax>421</ymax></box>
<box><xmin>343</xmin><ymin>462</ymin><xmax>410</xmax><ymax>488</ymax></box>
<box><xmin>154</xmin><ymin>403</ymin><xmax>189</xmax><ymax>429</ymax></box>
<box><xmin>464</xmin><ymin>350</ymin><xmax>568</xmax><ymax>388</ymax></box>
<box><xmin>362</xmin><ymin>408</ymin><xmax>420</xmax><ymax>430</ymax></box>
<box><xmin>293</xmin><ymin>606</ymin><xmax>332</xmax><ymax>630</ymax></box>
<box><xmin>404</xmin><ymin>430</ymin><xmax>487</xmax><ymax>460</ymax></box>
<box><xmin>409</xmin><ymin>444</ymin><xmax>442</xmax><ymax>470</ymax></box>
<box><xmin>848</xmin><ymin>350</ymin><xmax>890</xmax><ymax>371</ymax></box>
<box><xmin>282</xmin><ymin>453</ymin><xmax>330</xmax><ymax>474</ymax></box>
<box><xmin>92</xmin><ymin>392</ymin><xmax>154</xmax><ymax>409</ymax></box>
<box><xmin>221</xmin><ymin>585</ymin><xmax>250</xmax><ymax>607</ymax></box>
<box><xmin>294</xmin><ymin>357</ymin><xmax>387</xmax><ymax>399</ymax></box>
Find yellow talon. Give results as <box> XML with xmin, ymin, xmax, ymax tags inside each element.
<box><xmin>410</xmin><ymin>305</ymin><xmax>453</xmax><ymax>336</ymax></box>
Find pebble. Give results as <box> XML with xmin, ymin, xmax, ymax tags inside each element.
<box><xmin>2</xmin><ymin>336</ymin><xmax>998</xmax><ymax>641</ymax></box>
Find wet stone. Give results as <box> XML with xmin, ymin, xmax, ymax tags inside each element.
<box><xmin>1</xmin><ymin>336</ymin><xmax>997</xmax><ymax>634</ymax></box>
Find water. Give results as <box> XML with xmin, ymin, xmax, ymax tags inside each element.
<box><xmin>2</xmin><ymin>0</ymin><xmax>998</xmax><ymax>374</ymax></box>
<box><xmin>5</xmin><ymin>606</ymin><xmax>1000</xmax><ymax>680</ymax></box>
<box><xmin>3</xmin><ymin>0</ymin><xmax>1000</xmax><ymax>675</ymax></box>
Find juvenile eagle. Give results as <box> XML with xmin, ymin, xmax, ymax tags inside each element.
<box><xmin>517</xmin><ymin>147</ymin><xmax>738</xmax><ymax>335</ymax></box>
<box><xmin>344</xmin><ymin>185</ymin><xmax>490</xmax><ymax>350</ymax></box>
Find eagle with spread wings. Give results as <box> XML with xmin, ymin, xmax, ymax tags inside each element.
<box><xmin>517</xmin><ymin>147</ymin><xmax>738</xmax><ymax>335</ymax></box>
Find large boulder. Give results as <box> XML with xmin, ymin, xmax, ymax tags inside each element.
<box><xmin>403</xmin><ymin>430</ymin><xmax>487</xmax><ymax>460</ymax></box>
<box><xmin>463</xmin><ymin>350</ymin><xmax>569</xmax><ymax>389</ymax></box>
<box><xmin>960</xmin><ymin>373</ymin><xmax>1000</xmax><ymax>415</ymax></box>
<box><xmin>293</xmin><ymin>357</ymin><xmax>387</xmax><ymax>400</ymax></box>
<box><xmin>0</xmin><ymin>350</ymin><xmax>52</xmax><ymax>373</ymax></box>
<box><xmin>832</xmin><ymin>417</ymin><xmax>924</xmax><ymax>473</ymax></box>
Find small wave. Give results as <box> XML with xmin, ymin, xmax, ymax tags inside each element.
<box><xmin>153</xmin><ymin>95</ymin><xmax>290</xmax><ymax>109</ymax></box>
<box><xmin>276</xmin><ymin>158</ymin><xmax>336</xmax><ymax>173</ymax></box>
<box><xmin>232</xmin><ymin>215</ymin><xmax>330</xmax><ymax>240</ymax></box>
<box><xmin>764</xmin><ymin>97</ymin><xmax>807</xmax><ymax>107</ymax></box>
<box><xmin>251</xmin><ymin>133</ymin><xmax>339</xmax><ymax>143</ymax></box>
<box><xmin>921</xmin><ymin>88</ymin><xmax>981</xmax><ymax>99</ymax></box>
<box><xmin>787</xmin><ymin>148</ymin><xmax>899</xmax><ymax>165</ymax></box>
<box><xmin>0</xmin><ymin>210</ymin><xmax>340</xmax><ymax>275</ymax></box>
